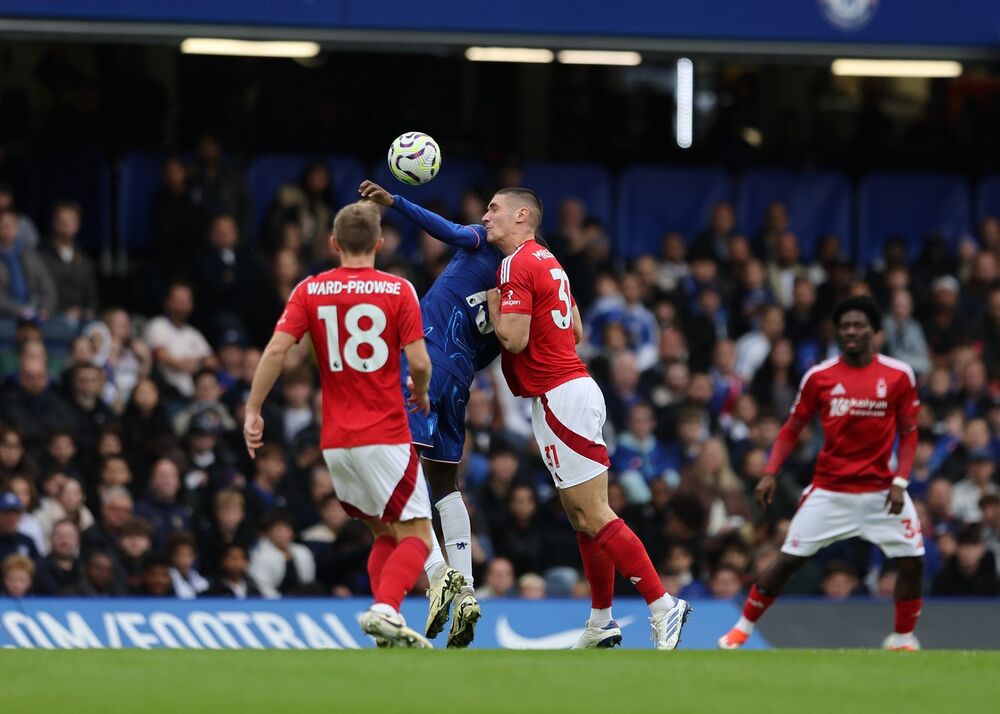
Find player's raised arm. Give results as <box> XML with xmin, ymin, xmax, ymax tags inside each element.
<box><xmin>359</xmin><ymin>180</ymin><xmax>484</xmax><ymax>251</ymax></box>
<box><xmin>757</xmin><ymin>368</ymin><xmax>821</xmax><ymax>507</ymax></box>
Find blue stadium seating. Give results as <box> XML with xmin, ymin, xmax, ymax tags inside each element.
<box><xmin>246</xmin><ymin>154</ymin><xmax>366</xmax><ymax>246</ymax></box>
<box><xmin>520</xmin><ymin>162</ymin><xmax>613</xmax><ymax>236</ymax></box>
<box><xmin>976</xmin><ymin>174</ymin><xmax>1000</xmax><ymax>224</ymax></box>
<box><xmin>737</xmin><ymin>170</ymin><xmax>852</xmax><ymax>261</ymax></box>
<box><xmin>117</xmin><ymin>152</ymin><xmax>165</xmax><ymax>257</ymax></box>
<box><xmin>857</xmin><ymin>172</ymin><xmax>971</xmax><ymax>266</ymax></box>
<box><xmin>616</xmin><ymin>165</ymin><xmax>732</xmax><ymax>259</ymax></box>
<box><xmin>41</xmin><ymin>152</ymin><xmax>111</xmax><ymax>257</ymax></box>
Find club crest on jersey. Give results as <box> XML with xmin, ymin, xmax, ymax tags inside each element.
<box><xmin>876</xmin><ymin>378</ymin><xmax>887</xmax><ymax>399</ymax></box>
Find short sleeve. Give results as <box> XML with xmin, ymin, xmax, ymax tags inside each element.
<box><xmin>498</xmin><ymin>255</ymin><xmax>534</xmax><ymax>316</ymax></box>
<box><xmin>144</xmin><ymin>318</ymin><xmax>170</xmax><ymax>350</ymax></box>
<box><xmin>398</xmin><ymin>280</ymin><xmax>425</xmax><ymax>347</ymax></box>
<box><xmin>788</xmin><ymin>369</ymin><xmax>821</xmax><ymax>421</ymax></box>
<box><xmin>275</xmin><ymin>280</ymin><xmax>310</xmax><ymax>340</ymax></box>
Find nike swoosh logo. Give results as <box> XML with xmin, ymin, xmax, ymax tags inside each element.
<box><xmin>495</xmin><ymin>616</ymin><xmax>637</xmax><ymax>649</ymax></box>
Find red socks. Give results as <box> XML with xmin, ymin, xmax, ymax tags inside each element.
<box><xmin>577</xmin><ymin>531</ymin><xmax>615</xmax><ymax>609</ymax></box>
<box><xmin>374</xmin><ymin>536</ymin><xmax>429</xmax><ymax>611</ymax></box>
<box><xmin>743</xmin><ymin>584</ymin><xmax>776</xmax><ymax>623</ymax></box>
<box><xmin>368</xmin><ymin>535</ymin><xmax>397</xmax><ymax>594</ymax></box>
<box><xmin>595</xmin><ymin>519</ymin><xmax>666</xmax><ymax>605</ymax></box>
<box><xmin>894</xmin><ymin>598</ymin><xmax>922</xmax><ymax>634</ymax></box>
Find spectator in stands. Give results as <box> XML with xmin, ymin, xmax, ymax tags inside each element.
<box><xmin>134</xmin><ymin>553</ymin><xmax>175</xmax><ymax>597</ymax></box>
<box><xmin>612</xmin><ymin>402</ymin><xmax>680</xmax><ymax>503</ymax></box>
<box><xmin>956</xmin><ymin>359</ymin><xmax>994</xmax><ymax>420</ymax></box>
<box><xmin>39</xmin><ymin>200</ymin><xmax>98</xmax><ymax>322</ymax></box>
<box><xmin>248</xmin><ymin>510</ymin><xmax>315</xmax><ymax>598</ymax></box>
<box><xmin>197</xmin><ymin>488</ymin><xmax>255</xmax><ymax>578</ymax></box>
<box><xmin>749</xmin><ymin>338</ymin><xmax>799</xmax><ymax>417</ymax></box>
<box><xmin>245</xmin><ymin>443</ymin><xmax>292</xmax><ymax>531</ymax></box>
<box><xmin>882</xmin><ymin>288</ymin><xmax>931</xmax><ymax>377</ymax></box>
<box><xmin>257</xmin><ymin>249</ymin><xmax>303</xmax><ymax>347</ymax></box>
<box><xmin>753</xmin><ymin>201</ymin><xmax>790</xmax><ymax>261</ymax></box>
<box><xmin>549</xmin><ymin>198</ymin><xmax>599</xmax><ymax>310</ymax></box>
<box><xmin>924</xmin><ymin>275</ymin><xmax>966</xmax><ymax>357</ymax></box>
<box><xmin>121</xmin><ymin>378</ymin><xmax>177</xmax><ymax>479</ymax></box>
<box><xmin>477</xmin><ymin>439</ymin><xmax>521</xmax><ymax>545</ymax></box>
<box><xmin>602</xmin><ymin>350</ymin><xmax>643</xmax><ymax>434</ymax></box>
<box><xmin>172</xmin><ymin>368</ymin><xmax>237</xmax><ymax>437</ymax></box>
<box><xmin>731</xmin><ymin>259</ymin><xmax>773</xmax><ymax>335</ymax></box>
<box><xmin>734</xmin><ymin>303</ymin><xmax>785</xmax><ymax>383</ymax></box>
<box><xmin>0</xmin><ymin>208</ymin><xmax>57</xmax><ymax>321</ymax></box>
<box><xmin>118</xmin><ymin>517</ymin><xmax>154</xmax><ymax>592</ymax></box>
<box><xmin>981</xmin><ymin>494</ymin><xmax>1000</xmax><ymax>566</ymax></box>
<box><xmin>679</xmin><ymin>437</ymin><xmax>751</xmax><ymax>537</ymax></box>
<box><xmin>66</xmin><ymin>363</ymin><xmax>117</xmax><ymax>454</ymax></box>
<box><xmin>1</xmin><ymin>553</ymin><xmax>34</xmax><ymax>597</ymax></box>
<box><xmin>820</xmin><ymin>562</ymin><xmax>860</xmax><ymax>600</ymax></box>
<box><xmin>950</xmin><ymin>450</ymin><xmax>998</xmax><ymax>523</ymax></box>
<box><xmin>72</xmin><ymin>550</ymin><xmax>124</xmax><ymax>597</ymax></box>
<box><xmin>664</xmin><ymin>543</ymin><xmax>708</xmax><ymax>600</ymax></box>
<box><xmin>684</xmin><ymin>283</ymin><xmax>730</xmax><ymax>372</ymax></box>
<box><xmin>267</xmin><ymin>161</ymin><xmax>335</xmax><ymax>261</ymax></box>
<box><xmin>280</xmin><ymin>366</ymin><xmax>314</xmax><ymax>446</ymax></box>
<box><xmin>493</xmin><ymin>484</ymin><xmax>549</xmax><ymax>576</ymax></box>
<box><xmin>97</xmin><ymin>307</ymin><xmax>153</xmax><ymax>410</ymax></box>
<box><xmin>94</xmin><ymin>456</ymin><xmax>132</xmax><ymax>509</ymax></box>
<box><xmin>962</xmin><ymin>251</ymin><xmax>998</xmax><ymax>320</ymax></box>
<box><xmin>697</xmin><ymin>200</ymin><xmax>738</xmax><ymax>263</ymax></box>
<box><xmin>765</xmin><ymin>232</ymin><xmax>807</xmax><ymax>309</ymax></box>
<box><xmin>192</xmin><ymin>213</ymin><xmax>262</xmax><ymax>341</ymax></box>
<box><xmin>476</xmin><ymin>557</ymin><xmax>515</xmax><ymax>599</ymax></box>
<box><xmin>708</xmin><ymin>564</ymin><xmax>744</xmax><ymax>600</ymax></box>
<box><xmin>81</xmin><ymin>486</ymin><xmax>132</xmax><ymax>558</ymax></box>
<box><xmin>187</xmin><ymin>132</ymin><xmax>251</xmax><ymax>237</ymax></box>
<box><xmin>517</xmin><ymin>572</ymin><xmax>546</xmax><ymax>599</ymax></box>
<box><xmin>784</xmin><ymin>277</ymin><xmax>820</xmax><ymax>352</ymax></box>
<box><xmin>144</xmin><ymin>280</ymin><xmax>215</xmax><ymax>400</ymax></box>
<box><xmin>976</xmin><ymin>286</ymin><xmax>1000</xmax><ymax>381</ymax></box>
<box><xmin>168</xmin><ymin>531</ymin><xmax>209</xmax><ymax>599</ymax></box>
<box><xmin>153</xmin><ymin>156</ymin><xmax>206</xmax><ymax>279</ymax></box>
<box><xmin>203</xmin><ymin>543</ymin><xmax>261</xmax><ymax>599</ymax></box>
<box><xmin>931</xmin><ymin>525</ymin><xmax>999</xmax><ymax>596</ymax></box>
<box><xmin>0</xmin><ymin>182</ymin><xmax>40</xmax><ymax>248</ymax></box>
<box><xmin>47</xmin><ymin>478</ymin><xmax>94</xmax><ymax>539</ymax></box>
<box><xmin>33</xmin><ymin>519</ymin><xmax>81</xmax><ymax>595</ymax></box>
<box><xmin>0</xmin><ymin>425</ymin><xmax>40</xmax><ymax>482</ymax></box>
<box><xmin>5</xmin><ymin>474</ymin><xmax>45</xmax><ymax>554</ymax></box>
<box><xmin>0</xmin><ymin>492</ymin><xmax>39</xmax><ymax>562</ymax></box>
<box><xmin>135</xmin><ymin>457</ymin><xmax>192</xmax><ymax>551</ymax></box>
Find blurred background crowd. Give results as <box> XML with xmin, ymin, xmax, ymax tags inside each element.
<box><xmin>2</xmin><ymin>139</ymin><xmax>999</xmax><ymax>603</ymax></box>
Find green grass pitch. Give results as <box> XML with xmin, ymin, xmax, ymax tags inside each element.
<box><xmin>2</xmin><ymin>650</ymin><xmax>997</xmax><ymax>713</ymax></box>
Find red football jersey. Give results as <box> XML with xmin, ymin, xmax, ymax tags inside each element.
<box><xmin>786</xmin><ymin>354</ymin><xmax>920</xmax><ymax>492</ymax></box>
<box><xmin>497</xmin><ymin>239</ymin><xmax>589</xmax><ymax>398</ymax></box>
<box><xmin>275</xmin><ymin>267</ymin><xmax>423</xmax><ymax>449</ymax></box>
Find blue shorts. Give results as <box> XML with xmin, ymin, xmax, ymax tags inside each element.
<box><xmin>401</xmin><ymin>358</ymin><xmax>470</xmax><ymax>464</ymax></box>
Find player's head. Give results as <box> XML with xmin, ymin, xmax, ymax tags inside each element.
<box><xmin>832</xmin><ymin>295</ymin><xmax>882</xmax><ymax>357</ymax></box>
<box><xmin>332</xmin><ymin>201</ymin><xmax>383</xmax><ymax>257</ymax></box>
<box><xmin>483</xmin><ymin>188</ymin><xmax>543</xmax><ymax>248</ymax></box>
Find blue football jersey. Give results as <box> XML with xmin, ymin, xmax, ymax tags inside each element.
<box><xmin>391</xmin><ymin>196</ymin><xmax>503</xmax><ymax>386</ymax></box>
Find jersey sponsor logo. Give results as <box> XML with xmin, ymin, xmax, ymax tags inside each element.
<box><xmin>306</xmin><ymin>279</ymin><xmax>402</xmax><ymax>296</ymax></box>
<box><xmin>829</xmin><ymin>396</ymin><xmax>889</xmax><ymax>418</ymax></box>
<box><xmin>502</xmin><ymin>288</ymin><xmax>521</xmax><ymax>307</ymax></box>
<box><xmin>876</xmin><ymin>378</ymin><xmax>887</xmax><ymax>399</ymax></box>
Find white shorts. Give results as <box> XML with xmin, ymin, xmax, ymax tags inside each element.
<box><xmin>782</xmin><ymin>486</ymin><xmax>925</xmax><ymax>559</ymax></box>
<box><xmin>531</xmin><ymin>377</ymin><xmax>610</xmax><ymax>489</ymax></box>
<box><xmin>322</xmin><ymin>443</ymin><xmax>431</xmax><ymax>522</ymax></box>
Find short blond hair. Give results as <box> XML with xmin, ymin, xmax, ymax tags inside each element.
<box><xmin>2</xmin><ymin>554</ymin><xmax>34</xmax><ymax>578</ymax></box>
<box><xmin>333</xmin><ymin>201</ymin><xmax>381</xmax><ymax>255</ymax></box>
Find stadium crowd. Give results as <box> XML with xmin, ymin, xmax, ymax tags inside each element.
<box><xmin>1</xmin><ymin>147</ymin><xmax>999</xmax><ymax>602</ymax></box>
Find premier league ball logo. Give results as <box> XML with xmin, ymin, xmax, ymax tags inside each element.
<box><xmin>818</xmin><ymin>0</ymin><xmax>879</xmax><ymax>31</ymax></box>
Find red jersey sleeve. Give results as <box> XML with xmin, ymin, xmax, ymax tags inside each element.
<box><xmin>789</xmin><ymin>369</ymin><xmax>821</xmax><ymax>422</ymax></box>
<box><xmin>398</xmin><ymin>280</ymin><xmax>425</xmax><ymax>347</ymax></box>
<box><xmin>498</xmin><ymin>254</ymin><xmax>534</xmax><ymax>316</ymax></box>
<box><xmin>896</xmin><ymin>371</ymin><xmax>920</xmax><ymax>423</ymax></box>
<box><xmin>275</xmin><ymin>279</ymin><xmax>310</xmax><ymax>341</ymax></box>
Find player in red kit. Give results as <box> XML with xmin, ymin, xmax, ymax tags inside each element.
<box><xmin>484</xmin><ymin>188</ymin><xmax>691</xmax><ymax>650</ymax></box>
<box><xmin>719</xmin><ymin>296</ymin><xmax>925</xmax><ymax>651</ymax></box>
<box><xmin>244</xmin><ymin>201</ymin><xmax>436</xmax><ymax>648</ymax></box>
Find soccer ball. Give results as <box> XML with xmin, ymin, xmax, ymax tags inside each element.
<box><xmin>387</xmin><ymin>132</ymin><xmax>441</xmax><ymax>185</ymax></box>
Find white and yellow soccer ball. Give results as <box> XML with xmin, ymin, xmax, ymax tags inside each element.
<box><xmin>387</xmin><ymin>132</ymin><xmax>441</xmax><ymax>185</ymax></box>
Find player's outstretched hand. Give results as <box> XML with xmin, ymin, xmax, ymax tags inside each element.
<box><xmin>359</xmin><ymin>180</ymin><xmax>394</xmax><ymax>207</ymax></box>
<box><xmin>244</xmin><ymin>411</ymin><xmax>265</xmax><ymax>459</ymax></box>
<box><xmin>755</xmin><ymin>473</ymin><xmax>777</xmax><ymax>509</ymax></box>
<box><xmin>885</xmin><ymin>485</ymin><xmax>905</xmax><ymax>515</ymax></box>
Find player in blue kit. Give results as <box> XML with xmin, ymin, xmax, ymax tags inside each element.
<box><xmin>359</xmin><ymin>179</ymin><xmax>503</xmax><ymax>647</ymax></box>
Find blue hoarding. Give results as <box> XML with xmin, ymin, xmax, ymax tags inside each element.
<box><xmin>0</xmin><ymin>597</ymin><xmax>769</xmax><ymax>650</ymax></box>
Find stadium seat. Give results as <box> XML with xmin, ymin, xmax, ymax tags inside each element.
<box><xmin>737</xmin><ymin>169</ymin><xmax>852</xmax><ymax>261</ymax></box>
<box><xmin>520</xmin><ymin>162</ymin><xmax>613</xmax><ymax>236</ymax></box>
<box><xmin>245</xmin><ymin>154</ymin><xmax>366</xmax><ymax>246</ymax></box>
<box><xmin>41</xmin><ymin>151</ymin><xmax>112</xmax><ymax>258</ymax></box>
<box><xmin>117</xmin><ymin>151</ymin><xmax>166</xmax><ymax>258</ymax></box>
<box><xmin>616</xmin><ymin>165</ymin><xmax>732</xmax><ymax>259</ymax></box>
<box><xmin>976</xmin><ymin>174</ymin><xmax>1000</xmax><ymax>224</ymax></box>
<box><xmin>857</xmin><ymin>172</ymin><xmax>971</xmax><ymax>266</ymax></box>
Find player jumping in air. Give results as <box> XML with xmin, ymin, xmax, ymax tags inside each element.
<box><xmin>483</xmin><ymin>188</ymin><xmax>692</xmax><ymax>650</ymax></box>
<box><xmin>244</xmin><ymin>201</ymin><xmax>436</xmax><ymax>648</ymax></box>
<box><xmin>718</xmin><ymin>296</ymin><xmax>925</xmax><ymax>651</ymax></box>
<box><xmin>358</xmin><ymin>179</ymin><xmax>503</xmax><ymax>647</ymax></box>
